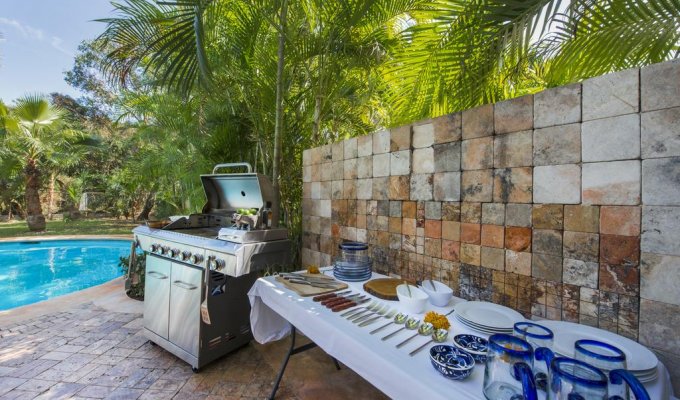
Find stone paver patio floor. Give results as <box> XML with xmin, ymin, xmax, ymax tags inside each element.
<box><xmin>0</xmin><ymin>303</ymin><xmax>298</xmax><ymax>400</ymax></box>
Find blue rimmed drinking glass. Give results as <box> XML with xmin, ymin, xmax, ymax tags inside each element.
<box><xmin>548</xmin><ymin>357</ymin><xmax>609</xmax><ymax>400</ymax></box>
<box><xmin>514</xmin><ymin>322</ymin><xmax>554</xmax><ymax>390</ymax></box>
<box><xmin>514</xmin><ymin>322</ymin><xmax>554</xmax><ymax>349</ymax></box>
<box><xmin>483</xmin><ymin>334</ymin><xmax>537</xmax><ymax>400</ymax></box>
<box><xmin>574</xmin><ymin>340</ymin><xmax>627</xmax><ymax>399</ymax></box>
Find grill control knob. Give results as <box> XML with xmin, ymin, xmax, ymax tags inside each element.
<box><xmin>150</xmin><ymin>243</ymin><xmax>160</xmax><ymax>253</ymax></box>
<box><xmin>190</xmin><ymin>254</ymin><xmax>204</xmax><ymax>265</ymax></box>
<box><xmin>181</xmin><ymin>251</ymin><xmax>191</xmax><ymax>261</ymax></box>
<box><xmin>160</xmin><ymin>246</ymin><xmax>170</xmax><ymax>255</ymax></box>
<box><xmin>170</xmin><ymin>248</ymin><xmax>180</xmax><ymax>258</ymax></box>
<box><xmin>208</xmin><ymin>257</ymin><xmax>226</xmax><ymax>271</ymax></box>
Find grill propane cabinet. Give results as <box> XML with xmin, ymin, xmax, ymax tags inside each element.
<box><xmin>133</xmin><ymin>163</ymin><xmax>291</xmax><ymax>371</ymax></box>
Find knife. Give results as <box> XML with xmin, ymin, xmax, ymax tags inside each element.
<box><xmin>312</xmin><ymin>290</ymin><xmax>351</xmax><ymax>302</ymax></box>
<box><xmin>332</xmin><ymin>297</ymin><xmax>370</xmax><ymax>312</ymax></box>
<box><xmin>321</xmin><ymin>293</ymin><xmax>359</xmax><ymax>306</ymax></box>
<box><xmin>323</xmin><ymin>294</ymin><xmax>363</xmax><ymax>308</ymax></box>
<box><xmin>286</xmin><ymin>278</ymin><xmax>341</xmax><ymax>288</ymax></box>
<box><xmin>280</xmin><ymin>273</ymin><xmax>338</xmax><ymax>283</ymax></box>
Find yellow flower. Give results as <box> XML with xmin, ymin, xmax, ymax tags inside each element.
<box><xmin>424</xmin><ymin>311</ymin><xmax>451</xmax><ymax>330</ymax></box>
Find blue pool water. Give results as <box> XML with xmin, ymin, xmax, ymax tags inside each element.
<box><xmin>0</xmin><ymin>239</ymin><xmax>131</xmax><ymax>310</ymax></box>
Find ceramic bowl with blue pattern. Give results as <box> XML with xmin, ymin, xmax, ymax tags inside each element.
<box><xmin>452</xmin><ymin>334</ymin><xmax>488</xmax><ymax>363</ymax></box>
<box><xmin>429</xmin><ymin>345</ymin><xmax>475</xmax><ymax>380</ymax></box>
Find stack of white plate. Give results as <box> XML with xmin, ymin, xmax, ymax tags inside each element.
<box><xmin>454</xmin><ymin>301</ymin><xmax>525</xmax><ymax>334</ymax></box>
<box><xmin>540</xmin><ymin>321</ymin><xmax>659</xmax><ymax>383</ymax></box>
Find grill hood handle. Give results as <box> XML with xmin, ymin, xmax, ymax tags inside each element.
<box><xmin>212</xmin><ymin>163</ymin><xmax>252</xmax><ymax>174</ymax></box>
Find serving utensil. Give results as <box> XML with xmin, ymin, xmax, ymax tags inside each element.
<box><xmin>312</xmin><ymin>290</ymin><xmax>351</xmax><ymax>302</ymax></box>
<box><xmin>321</xmin><ymin>293</ymin><xmax>361</xmax><ymax>307</ymax></box>
<box><xmin>359</xmin><ymin>309</ymin><xmax>397</xmax><ymax>327</ymax></box>
<box><xmin>349</xmin><ymin>302</ymin><xmax>382</xmax><ymax>321</ymax></box>
<box><xmin>354</xmin><ymin>304</ymin><xmax>389</xmax><ymax>324</ymax></box>
<box><xmin>332</xmin><ymin>297</ymin><xmax>370</xmax><ymax>312</ymax></box>
<box><xmin>325</xmin><ymin>294</ymin><xmax>366</xmax><ymax>308</ymax></box>
<box><xmin>341</xmin><ymin>300</ymin><xmax>376</xmax><ymax>318</ymax></box>
<box><xmin>280</xmin><ymin>272</ymin><xmax>338</xmax><ymax>283</ymax></box>
<box><xmin>370</xmin><ymin>312</ymin><xmax>407</xmax><ymax>335</ymax></box>
<box><xmin>286</xmin><ymin>278</ymin><xmax>343</xmax><ymax>288</ymax></box>
<box><xmin>409</xmin><ymin>328</ymin><xmax>449</xmax><ymax>356</ymax></box>
<box><xmin>382</xmin><ymin>317</ymin><xmax>419</xmax><ymax>341</ymax></box>
<box><xmin>396</xmin><ymin>322</ymin><xmax>433</xmax><ymax>348</ymax></box>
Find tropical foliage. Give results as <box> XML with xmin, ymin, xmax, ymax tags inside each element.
<box><xmin>1</xmin><ymin>0</ymin><xmax>678</xmax><ymax>258</ymax></box>
<box><xmin>0</xmin><ymin>95</ymin><xmax>94</xmax><ymax>231</ymax></box>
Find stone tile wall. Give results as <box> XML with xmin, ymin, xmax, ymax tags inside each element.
<box><xmin>301</xmin><ymin>59</ymin><xmax>680</xmax><ymax>389</ymax></box>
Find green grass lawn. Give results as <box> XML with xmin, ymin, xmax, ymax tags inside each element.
<box><xmin>0</xmin><ymin>218</ymin><xmax>139</xmax><ymax>238</ymax></box>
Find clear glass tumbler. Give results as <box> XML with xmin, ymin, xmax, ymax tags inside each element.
<box><xmin>574</xmin><ymin>340</ymin><xmax>627</xmax><ymax>399</ymax></box>
<box><xmin>548</xmin><ymin>357</ymin><xmax>608</xmax><ymax>400</ymax></box>
<box><xmin>483</xmin><ymin>334</ymin><xmax>537</xmax><ymax>400</ymax></box>
<box><xmin>514</xmin><ymin>322</ymin><xmax>554</xmax><ymax>390</ymax></box>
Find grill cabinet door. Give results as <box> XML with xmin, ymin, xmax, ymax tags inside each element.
<box><xmin>143</xmin><ymin>255</ymin><xmax>171</xmax><ymax>339</ymax></box>
<box><xmin>169</xmin><ymin>262</ymin><xmax>202</xmax><ymax>356</ymax></box>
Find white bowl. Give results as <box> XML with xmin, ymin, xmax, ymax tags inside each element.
<box><xmin>396</xmin><ymin>284</ymin><xmax>429</xmax><ymax>314</ymax></box>
<box><xmin>420</xmin><ymin>280</ymin><xmax>453</xmax><ymax>307</ymax></box>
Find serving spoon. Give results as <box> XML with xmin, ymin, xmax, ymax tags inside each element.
<box><xmin>382</xmin><ymin>317</ymin><xmax>419</xmax><ymax>341</ymax></box>
<box><xmin>396</xmin><ymin>322</ymin><xmax>433</xmax><ymax>348</ymax></box>
<box><xmin>409</xmin><ymin>328</ymin><xmax>449</xmax><ymax>356</ymax></box>
<box><xmin>370</xmin><ymin>312</ymin><xmax>407</xmax><ymax>335</ymax></box>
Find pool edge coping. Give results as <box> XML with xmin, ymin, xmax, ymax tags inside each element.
<box><xmin>0</xmin><ymin>277</ymin><xmax>143</xmax><ymax>325</ymax></box>
<box><xmin>0</xmin><ymin>234</ymin><xmax>134</xmax><ymax>242</ymax></box>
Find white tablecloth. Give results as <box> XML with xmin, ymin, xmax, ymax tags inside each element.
<box><xmin>248</xmin><ymin>270</ymin><xmax>673</xmax><ymax>400</ymax></box>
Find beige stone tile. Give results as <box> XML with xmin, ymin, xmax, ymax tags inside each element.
<box><xmin>462</xmin><ymin>104</ymin><xmax>493</xmax><ymax>139</ymax></box>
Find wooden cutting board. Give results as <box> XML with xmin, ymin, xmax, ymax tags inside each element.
<box><xmin>364</xmin><ymin>278</ymin><xmax>402</xmax><ymax>300</ymax></box>
<box><xmin>275</xmin><ymin>273</ymin><xmax>348</xmax><ymax>297</ymax></box>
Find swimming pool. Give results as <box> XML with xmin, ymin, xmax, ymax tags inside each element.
<box><xmin>0</xmin><ymin>239</ymin><xmax>131</xmax><ymax>310</ymax></box>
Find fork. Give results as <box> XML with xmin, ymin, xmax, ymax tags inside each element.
<box><xmin>349</xmin><ymin>302</ymin><xmax>382</xmax><ymax>321</ymax></box>
<box><xmin>341</xmin><ymin>300</ymin><xmax>376</xmax><ymax>318</ymax></box>
<box><xmin>353</xmin><ymin>304</ymin><xmax>388</xmax><ymax>324</ymax></box>
<box><xmin>359</xmin><ymin>308</ymin><xmax>396</xmax><ymax>327</ymax></box>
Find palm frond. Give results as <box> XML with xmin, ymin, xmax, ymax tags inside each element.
<box><xmin>539</xmin><ymin>0</ymin><xmax>680</xmax><ymax>85</ymax></box>
<box><xmin>384</xmin><ymin>0</ymin><xmax>563</xmax><ymax>123</ymax></box>
<box><xmin>96</xmin><ymin>0</ymin><xmax>215</xmax><ymax>96</ymax></box>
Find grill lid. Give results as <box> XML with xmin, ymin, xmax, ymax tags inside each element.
<box><xmin>200</xmin><ymin>163</ymin><xmax>279</xmax><ymax>227</ymax></box>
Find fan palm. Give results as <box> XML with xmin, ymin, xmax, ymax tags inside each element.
<box><xmin>0</xmin><ymin>95</ymin><xmax>85</xmax><ymax>231</ymax></box>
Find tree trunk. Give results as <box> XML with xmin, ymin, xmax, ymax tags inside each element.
<box><xmin>272</xmin><ymin>0</ymin><xmax>288</xmax><ymax>227</ymax></box>
<box><xmin>312</xmin><ymin>95</ymin><xmax>322</xmax><ymax>142</ymax></box>
<box><xmin>136</xmin><ymin>192</ymin><xmax>155</xmax><ymax>221</ymax></box>
<box><xmin>47</xmin><ymin>173</ymin><xmax>55</xmax><ymax>219</ymax></box>
<box><xmin>25</xmin><ymin>158</ymin><xmax>46</xmax><ymax>231</ymax></box>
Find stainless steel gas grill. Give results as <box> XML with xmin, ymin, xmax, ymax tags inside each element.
<box><xmin>132</xmin><ymin>163</ymin><xmax>291</xmax><ymax>372</ymax></box>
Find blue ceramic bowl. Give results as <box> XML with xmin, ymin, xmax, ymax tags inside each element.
<box><xmin>429</xmin><ymin>345</ymin><xmax>475</xmax><ymax>380</ymax></box>
<box><xmin>452</xmin><ymin>334</ymin><xmax>488</xmax><ymax>363</ymax></box>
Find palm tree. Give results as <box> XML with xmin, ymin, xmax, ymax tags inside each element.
<box><xmin>385</xmin><ymin>0</ymin><xmax>680</xmax><ymax>123</ymax></box>
<box><xmin>0</xmin><ymin>95</ymin><xmax>83</xmax><ymax>231</ymax></box>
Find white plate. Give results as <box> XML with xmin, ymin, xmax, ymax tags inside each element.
<box><xmin>456</xmin><ymin>312</ymin><xmax>513</xmax><ymax>328</ymax></box>
<box><xmin>456</xmin><ymin>315</ymin><xmax>513</xmax><ymax>332</ymax></box>
<box><xmin>455</xmin><ymin>301</ymin><xmax>524</xmax><ymax>330</ymax></box>
<box><xmin>455</xmin><ymin>316</ymin><xmax>513</xmax><ymax>335</ymax></box>
<box><xmin>539</xmin><ymin>320</ymin><xmax>658</xmax><ymax>373</ymax></box>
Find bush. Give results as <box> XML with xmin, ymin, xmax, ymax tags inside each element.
<box><xmin>119</xmin><ymin>251</ymin><xmax>146</xmax><ymax>299</ymax></box>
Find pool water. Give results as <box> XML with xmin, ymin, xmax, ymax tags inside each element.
<box><xmin>0</xmin><ymin>239</ymin><xmax>131</xmax><ymax>310</ymax></box>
